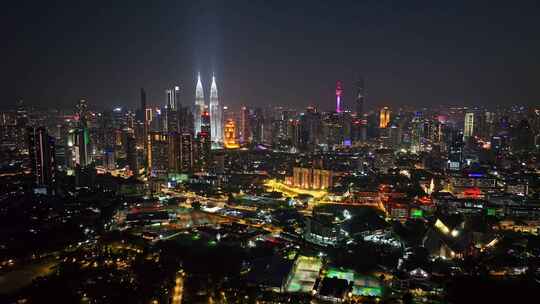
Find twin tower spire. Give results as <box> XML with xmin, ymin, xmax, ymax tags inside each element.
<box><xmin>194</xmin><ymin>73</ymin><xmax>222</xmax><ymax>144</ymax></box>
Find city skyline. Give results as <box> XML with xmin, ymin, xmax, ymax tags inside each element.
<box><xmin>1</xmin><ymin>2</ymin><xmax>540</xmax><ymax>301</ymax></box>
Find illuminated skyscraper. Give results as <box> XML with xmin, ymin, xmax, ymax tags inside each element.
<box><xmin>75</xmin><ymin>127</ymin><xmax>90</xmax><ymax>168</ymax></box>
<box><xmin>143</xmin><ymin>107</ymin><xmax>153</xmax><ymax>175</ymax></box>
<box><xmin>240</xmin><ymin>106</ymin><xmax>250</xmax><ymax>143</ymax></box>
<box><xmin>76</xmin><ymin>99</ymin><xmax>89</xmax><ymax>128</ymax></box>
<box><xmin>209</xmin><ymin>73</ymin><xmax>222</xmax><ymax>144</ymax></box>
<box><xmin>138</xmin><ymin>88</ymin><xmax>150</xmax><ymax>173</ymax></box>
<box><xmin>125</xmin><ymin>130</ymin><xmax>138</xmax><ymax>175</ymax></box>
<box><xmin>483</xmin><ymin>111</ymin><xmax>496</xmax><ymax>139</ymax></box>
<box><xmin>355</xmin><ymin>77</ymin><xmax>365</xmax><ymax>116</ymax></box>
<box><xmin>16</xmin><ymin>99</ymin><xmax>28</xmax><ymax>127</ymax></box>
<box><xmin>27</xmin><ymin>127</ymin><xmax>56</xmax><ymax>189</ymax></box>
<box><xmin>196</xmin><ymin>109</ymin><xmax>212</xmax><ymax>173</ymax></box>
<box><xmin>166</xmin><ymin>89</ymin><xmax>174</xmax><ymax>112</ymax></box>
<box><xmin>166</xmin><ymin>85</ymin><xmax>180</xmax><ymax>111</ymax></box>
<box><xmin>463</xmin><ymin>112</ymin><xmax>474</xmax><ymax>140</ymax></box>
<box><xmin>180</xmin><ymin>133</ymin><xmax>193</xmax><ymax>173</ymax></box>
<box><xmin>250</xmin><ymin>108</ymin><xmax>265</xmax><ymax>144</ymax></box>
<box><xmin>75</xmin><ymin>99</ymin><xmax>91</xmax><ymax>167</ymax></box>
<box><xmin>167</xmin><ymin>132</ymin><xmax>181</xmax><ymax>173</ymax></box>
<box><xmin>148</xmin><ymin>131</ymin><xmax>168</xmax><ymax>177</ymax></box>
<box><xmin>193</xmin><ymin>73</ymin><xmax>205</xmax><ymax>135</ymax></box>
<box><xmin>174</xmin><ymin>86</ymin><xmax>181</xmax><ymax>110</ymax></box>
<box><xmin>166</xmin><ymin>85</ymin><xmax>180</xmax><ymax>132</ymax></box>
<box><xmin>379</xmin><ymin>107</ymin><xmax>390</xmax><ymax>128</ymax></box>
<box><xmin>201</xmin><ymin>107</ymin><xmax>211</xmax><ymax>136</ymax></box>
<box><xmin>410</xmin><ymin>115</ymin><xmax>423</xmax><ymax>152</ymax></box>
<box><xmin>336</xmin><ymin>81</ymin><xmax>343</xmax><ymax>113</ymax></box>
<box><xmin>448</xmin><ymin>129</ymin><xmax>464</xmax><ymax>171</ymax></box>
<box><xmin>224</xmin><ymin>119</ymin><xmax>240</xmax><ymax>149</ymax></box>
<box><xmin>15</xmin><ymin>99</ymin><xmax>28</xmax><ymax>152</ymax></box>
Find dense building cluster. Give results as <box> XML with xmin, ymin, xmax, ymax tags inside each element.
<box><xmin>0</xmin><ymin>78</ymin><xmax>540</xmax><ymax>303</ymax></box>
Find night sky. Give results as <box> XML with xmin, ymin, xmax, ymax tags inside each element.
<box><xmin>2</xmin><ymin>0</ymin><xmax>539</xmax><ymax>111</ymax></box>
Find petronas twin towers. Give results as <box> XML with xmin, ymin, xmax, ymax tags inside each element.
<box><xmin>194</xmin><ymin>72</ymin><xmax>222</xmax><ymax>144</ymax></box>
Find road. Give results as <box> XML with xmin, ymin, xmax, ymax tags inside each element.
<box><xmin>172</xmin><ymin>271</ymin><xmax>184</xmax><ymax>304</ymax></box>
<box><xmin>0</xmin><ymin>258</ymin><xmax>57</xmax><ymax>295</ymax></box>
<box><xmin>0</xmin><ymin>241</ymin><xmax>95</xmax><ymax>295</ymax></box>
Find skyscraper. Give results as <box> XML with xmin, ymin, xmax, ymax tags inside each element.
<box><xmin>224</xmin><ymin>119</ymin><xmax>240</xmax><ymax>149</ymax></box>
<box><xmin>16</xmin><ymin>99</ymin><xmax>28</xmax><ymax>127</ymax></box>
<box><xmin>298</xmin><ymin>107</ymin><xmax>321</xmax><ymax>151</ymax></box>
<box><xmin>240</xmin><ymin>106</ymin><xmax>250</xmax><ymax>143</ymax></box>
<box><xmin>148</xmin><ymin>131</ymin><xmax>168</xmax><ymax>177</ymax></box>
<box><xmin>251</xmin><ymin>108</ymin><xmax>265</xmax><ymax>144</ymax></box>
<box><xmin>196</xmin><ymin>131</ymin><xmax>211</xmax><ymax>173</ymax></box>
<box><xmin>73</xmin><ymin>99</ymin><xmax>96</xmax><ymax>188</ymax></box>
<box><xmin>28</xmin><ymin>127</ymin><xmax>56</xmax><ymax>189</ymax></box>
<box><xmin>76</xmin><ymin>99</ymin><xmax>89</xmax><ymax>127</ymax></box>
<box><xmin>197</xmin><ymin>108</ymin><xmax>212</xmax><ymax>172</ymax></box>
<box><xmin>410</xmin><ymin>114</ymin><xmax>423</xmax><ymax>152</ymax></box>
<box><xmin>16</xmin><ymin>99</ymin><xmax>28</xmax><ymax>153</ymax></box>
<box><xmin>209</xmin><ymin>74</ymin><xmax>222</xmax><ymax>144</ymax></box>
<box><xmin>379</xmin><ymin>107</ymin><xmax>391</xmax><ymax>128</ymax></box>
<box><xmin>75</xmin><ymin>99</ymin><xmax>91</xmax><ymax>167</ymax></box>
<box><xmin>194</xmin><ymin>73</ymin><xmax>205</xmax><ymax>135</ymax></box>
<box><xmin>138</xmin><ymin>88</ymin><xmax>147</xmax><ymax>122</ymax></box>
<box><xmin>75</xmin><ymin>127</ymin><xmax>90</xmax><ymax>168</ymax></box>
<box><xmin>125</xmin><ymin>130</ymin><xmax>138</xmax><ymax>175</ymax></box>
<box><xmin>166</xmin><ymin>86</ymin><xmax>180</xmax><ymax>133</ymax></box>
<box><xmin>180</xmin><ymin>133</ymin><xmax>193</xmax><ymax>173</ymax></box>
<box><xmin>355</xmin><ymin>77</ymin><xmax>365</xmax><ymax>116</ymax></box>
<box><xmin>167</xmin><ymin>132</ymin><xmax>181</xmax><ymax>173</ymax></box>
<box><xmin>166</xmin><ymin>85</ymin><xmax>180</xmax><ymax>111</ymax></box>
<box><xmin>174</xmin><ymin>85</ymin><xmax>181</xmax><ymax>110</ymax></box>
<box><xmin>201</xmin><ymin>107</ymin><xmax>211</xmax><ymax>136</ymax></box>
<box><xmin>139</xmin><ymin>88</ymin><xmax>149</xmax><ymax>173</ymax></box>
<box><xmin>448</xmin><ymin>129</ymin><xmax>464</xmax><ymax>171</ymax></box>
<box><xmin>336</xmin><ymin>81</ymin><xmax>343</xmax><ymax>113</ymax></box>
<box><xmin>463</xmin><ymin>112</ymin><xmax>474</xmax><ymax>140</ymax></box>
<box><xmin>166</xmin><ymin>89</ymin><xmax>174</xmax><ymax>111</ymax></box>
<box><xmin>196</xmin><ymin>109</ymin><xmax>212</xmax><ymax>173</ymax></box>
